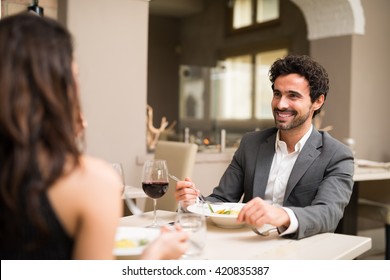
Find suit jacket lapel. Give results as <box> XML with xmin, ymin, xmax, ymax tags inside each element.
<box><xmin>252</xmin><ymin>133</ymin><xmax>276</xmax><ymax>198</ymax></box>
<box><xmin>284</xmin><ymin>129</ymin><xmax>322</xmax><ymax>203</ymax></box>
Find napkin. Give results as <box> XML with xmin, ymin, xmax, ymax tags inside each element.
<box><xmin>355</xmin><ymin>159</ymin><xmax>390</xmax><ymax>169</ymax></box>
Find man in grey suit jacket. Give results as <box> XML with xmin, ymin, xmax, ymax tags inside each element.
<box><xmin>175</xmin><ymin>55</ymin><xmax>354</xmax><ymax>239</ymax></box>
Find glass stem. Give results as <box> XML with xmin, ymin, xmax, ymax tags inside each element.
<box><xmin>153</xmin><ymin>199</ymin><xmax>157</xmax><ymax>225</ymax></box>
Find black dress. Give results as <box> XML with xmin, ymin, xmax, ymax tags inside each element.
<box><xmin>0</xmin><ymin>192</ymin><xmax>74</xmax><ymax>260</ymax></box>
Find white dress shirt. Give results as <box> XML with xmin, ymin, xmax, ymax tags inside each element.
<box><xmin>264</xmin><ymin>125</ymin><xmax>313</xmax><ymax>235</ymax></box>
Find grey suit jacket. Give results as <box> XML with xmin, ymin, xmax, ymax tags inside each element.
<box><xmin>209</xmin><ymin>127</ymin><xmax>354</xmax><ymax>239</ymax></box>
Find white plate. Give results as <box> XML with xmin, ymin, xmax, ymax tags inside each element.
<box><xmin>113</xmin><ymin>226</ymin><xmax>160</xmax><ymax>256</ymax></box>
<box><xmin>188</xmin><ymin>202</ymin><xmax>246</xmax><ymax>229</ymax></box>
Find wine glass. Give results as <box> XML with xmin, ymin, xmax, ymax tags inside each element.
<box><xmin>112</xmin><ymin>162</ymin><xmax>143</xmax><ymax>216</ymax></box>
<box><xmin>111</xmin><ymin>162</ymin><xmax>125</xmax><ymax>191</ymax></box>
<box><xmin>141</xmin><ymin>159</ymin><xmax>169</xmax><ymax>227</ymax></box>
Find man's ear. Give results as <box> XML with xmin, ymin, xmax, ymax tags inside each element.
<box><xmin>313</xmin><ymin>94</ymin><xmax>325</xmax><ymax>111</ymax></box>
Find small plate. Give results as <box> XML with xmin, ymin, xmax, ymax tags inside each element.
<box><xmin>113</xmin><ymin>226</ymin><xmax>159</xmax><ymax>256</ymax></box>
<box><xmin>188</xmin><ymin>202</ymin><xmax>246</xmax><ymax>229</ymax></box>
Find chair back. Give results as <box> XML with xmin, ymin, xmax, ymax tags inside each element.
<box><xmin>144</xmin><ymin>141</ymin><xmax>198</xmax><ymax>212</ymax></box>
<box><xmin>359</xmin><ymin>181</ymin><xmax>390</xmax><ymax>204</ymax></box>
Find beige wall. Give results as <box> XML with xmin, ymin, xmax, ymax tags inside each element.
<box><xmin>310</xmin><ymin>36</ymin><xmax>353</xmax><ymax>142</ymax></box>
<box><xmin>350</xmin><ymin>0</ymin><xmax>390</xmax><ymax>161</ymax></box>
<box><xmin>309</xmin><ymin>0</ymin><xmax>390</xmax><ymax>162</ymax></box>
<box><xmin>65</xmin><ymin>0</ymin><xmax>149</xmax><ymax>187</ymax></box>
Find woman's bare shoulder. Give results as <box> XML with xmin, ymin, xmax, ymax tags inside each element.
<box><xmin>59</xmin><ymin>155</ymin><xmax>123</xmax><ymax>197</ymax></box>
<box><xmin>47</xmin><ymin>156</ymin><xmax>123</xmax><ymax>237</ymax></box>
<box><xmin>81</xmin><ymin>156</ymin><xmax>118</xmax><ymax>177</ymax></box>
<box><xmin>74</xmin><ymin>156</ymin><xmax>122</xmax><ymax>188</ymax></box>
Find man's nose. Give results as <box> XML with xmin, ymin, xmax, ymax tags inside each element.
<box><xmin>276</xmin><ymin>96</ymin><xmax>289</xmax><ymax>109</ymax></box>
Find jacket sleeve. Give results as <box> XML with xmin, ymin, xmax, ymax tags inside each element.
<box><xmin>286</xmin><ymin>139</ymin><xmax>354</xmax><ymax>239</ymax></box>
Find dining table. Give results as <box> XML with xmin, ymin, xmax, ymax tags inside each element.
<box><xmin>123</xmin><ymin>160</ymin><xmax>390</xmax><ymax>237</ymax></box>
<box><xmin>118</xmin><ymin>210</ymin><xmax>371</xmax><ymax>260</ymax></box>
<box><xmin>336</xmin><ymin>161</ymin><xmax>390</xmax><ymax>235</ymax></box>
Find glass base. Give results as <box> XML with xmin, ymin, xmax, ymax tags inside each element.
<box><xmin>145</xmin><ymin>222</ymin><xmax>161</xmax><ymax>228</ymax></box>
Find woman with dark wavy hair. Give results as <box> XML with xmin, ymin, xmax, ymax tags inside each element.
<box><xmin>0</xmin><ymin>13</ymin><xmax>187</xmax><ymax>259</ymax></box>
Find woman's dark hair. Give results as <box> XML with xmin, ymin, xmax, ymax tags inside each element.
<box><xmin>0</xmin><ymin>13</ymin><xmax>83</xmax><ymax>246</ymax></box>
<box><xmin>269</xmin><ymin>54</ymin><xmax>329</xmax><ymax>118</ymax></box>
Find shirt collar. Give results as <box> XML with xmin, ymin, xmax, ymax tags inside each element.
<box><xmin>275</xmin><ymin>125</ymin><xmax>313</xmax><ymax>154</ymax></box>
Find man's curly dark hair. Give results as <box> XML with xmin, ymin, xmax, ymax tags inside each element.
<box><xmin>269</xmin><ymin>54</ymin><xmax>329</xmax><ymax>118</ymax></box>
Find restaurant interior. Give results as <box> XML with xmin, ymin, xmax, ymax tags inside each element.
<box><xmin>1</xmin><ymin>0</ymin><xmax>389</xmax><ymax>260</ymax></box>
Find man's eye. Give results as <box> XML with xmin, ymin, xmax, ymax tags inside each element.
<box><xmin>273</xmin><ymin>92</ymin><xmax>281</xmax><ymax>97</ymax></box>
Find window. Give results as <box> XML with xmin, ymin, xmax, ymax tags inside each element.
<box><xmin>256</xmin><ymin>0</ymin><xmax>279</xmax><ymax>23</ymax></box>
<box><xmin>212</xmin><ymin>55</ymin><xmax>252</xmax><ymax>120</ymax></box>
<box><xmin>255</xmin><ymin>49</ymin><xmax>287</xmax><ymax>119</ymax></box>
<box><xmin>179</xmin><ymin>48</ymin><xmax>288</xmax><ymax>146</ymax></box>
<box><xmin>179</xmin><ymin>66</ymin><xmax>207</xmax><ymax>120</ymax></box>
<box><xmin>213</xmin><ymin>48</ymin><xmax>287</xmax><ymax>121</ymax></box>
<box><xmin>233</xmin><ymin>0</ymin><xmax>252</xmax><ymax>29</ymax></box>
<box><xmin>232</xmin><ymin>0</ymin><xmax>280</xmax><ymax>30</ymax></box>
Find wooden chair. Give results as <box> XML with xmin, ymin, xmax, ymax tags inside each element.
<box><xmin>358</xmin><ymin>181</ymin><xmax>390</xmax><ymax>259</ymax></box>
<box><xmin>144</xmin><ymin>141</ymin><xmax>198</xmax><ymax>212</ymax></box>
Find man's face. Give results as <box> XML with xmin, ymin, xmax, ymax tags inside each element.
<box><xmin>271</xmin><ymin>74</ymin><xmax>323</xmax><ymax>131</ymax></box>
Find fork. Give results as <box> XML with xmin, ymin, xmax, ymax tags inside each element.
<box><xmin>251</xmin><ymin>226</ymin><xmax>277</xmax><ymax>236</ymax></box>
<box><xmin>169</xmin><ymin>174</ymin><xmax>224</xmax><ymax>214</ymax></box>
<box><xmin>168</xmin><ymin>174</ymin><xmax>207</xmax><ymax>202</ymax></box>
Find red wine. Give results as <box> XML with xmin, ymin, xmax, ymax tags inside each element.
<box><xmin>142</xmin><ymin>181</ymin><xmax>169</xmax><ymax>199</ymax></box>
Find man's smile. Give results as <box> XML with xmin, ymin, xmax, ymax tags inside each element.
<box><xmin>274</xmin><ymin>110</ymin><xmax>296</xmax><ymax>121</ymax></box>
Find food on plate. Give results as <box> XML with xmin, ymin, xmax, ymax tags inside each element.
<box><xmin>215</xmin><ymin>209</ymin><xmax>240</xmax><ymax>215</ymax></box>
<box><xmin>115</xmin><ymin>238</ymin><xmax>149</xmax><ymax>249</ymax></box>
<box><xmin>188</xmin><ymin>203</ymin><xmax>245</xmax><ymax>228</ymax></box>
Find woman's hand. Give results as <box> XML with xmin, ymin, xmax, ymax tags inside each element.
<box><xmin>141</xmin><ymin>226</ymin><xmax>189</xmax><ymax>260</ymax></box>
